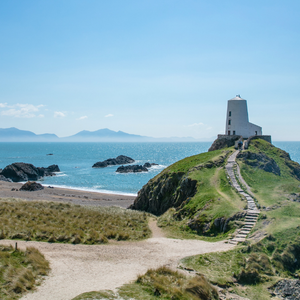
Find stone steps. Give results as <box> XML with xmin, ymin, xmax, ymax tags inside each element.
<box><xmin>226</xmin><ymin>149</ymin><xmax>260</xmax><ymax>245</ymax></box>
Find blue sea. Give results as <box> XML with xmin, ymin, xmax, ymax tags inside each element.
<box><xmin>0</xmin><ymin>142</ymin><xmax>299</xmax><ymax>195</ymax></box>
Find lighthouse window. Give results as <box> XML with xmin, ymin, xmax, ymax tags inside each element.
<box><xmin>228</xmin><ymin>119</ymin><xmax>231</xmax><ymax>125</ymax></box>
<box><xmin>229</xmin><ymin>111</ymin><xmax>231</xmax><ymax>116</ymax></box>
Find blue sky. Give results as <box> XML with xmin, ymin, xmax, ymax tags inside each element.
<box><xmin>0</xmin><ymin>0</ymin><xmax>299</xmax><ymax>140</ymax></box>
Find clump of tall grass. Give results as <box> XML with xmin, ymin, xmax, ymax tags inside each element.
<box><xmin>135</xmin><ymin>266</ymin><xmax>219</xmax><ymax>300</ymax></box>
<box><xmin>0</xmin><ymin>244</ymin><xmax>49</xmax><ymax>300</ymax></box>
<box><xmin>0</xmin><ymin>198</ymin><xmax>151</xmax><ymax>244</ymax></box>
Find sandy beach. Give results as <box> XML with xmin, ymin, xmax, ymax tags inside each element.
<box><xmin>0</xmin><ymin>180</ymin><xmax>136</xmax><ymax>208</ymax></box>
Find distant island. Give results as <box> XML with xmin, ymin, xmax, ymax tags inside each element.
<box><xmin>0</xmin><ymin>127</ymin><xmax>211</xmax><ymax>142</ymax></box>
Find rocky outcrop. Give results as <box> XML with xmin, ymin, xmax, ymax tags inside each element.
<box><xmin>270</xmin><ymin>279</ymin><xmax>300</xmax><ymax>299</ymax></box>
<box><xmin>0</xmin><ymin>163</ymin><xmax>60</xmax><ymax>182</ymax></box>
<box><xmin>187</xmin><ymin>211</ymin><xmax>246</xmax><ymax>234</ymax></box>
<box><xmin>116</xmin><ymin>165</ymin><xmax>148</xmax><ymax>173</ymax></box>
<box><xmin>20</xmin><ymin>181</ymin><xmax>44</xmax><ymax>191</ymax></box>
<box><xmin>208</xmin><ymin>135</ymin><xmax>241</xmax><ymax>151</ymax></box>
<box><xmin>92</xmin><ymin>155</ymin><xmax>134</xmax><ymax>168</ymax></box>
<box><xmin>237</xmin><ymin>151</ymin><xmax>281</xmax><ymax>176</ymax></box>
<box><xmin>129</xmin><ymin>172</ymin><xmax>197</xmax><ymax>216</ymax></box>
<box><xmin>0</xmin><ymin>175</ymin><xmax>12</xmax><ymax>182</ymax></box>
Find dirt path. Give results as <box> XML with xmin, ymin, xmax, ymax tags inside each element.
<box><xmin>148</xmin><ymin>218</ymin><xmax>166</xmax><ymax>238</ymax></box>
<box><xmin>2</xmin><ymin>233</ymin><xmax>234</xmax><ymax>300</ymax></box>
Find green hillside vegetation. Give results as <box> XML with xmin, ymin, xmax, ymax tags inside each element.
<box><xmin>181</xmin><ymin>139</ymin><xmax>300</xmax><ymax>299</ymax></box>
<box><xmin>0</xmin><ymin>199</ymin><xmax>150</xmax><ymax>244</ymax></box>
<box><xmin>72</xmin><ymin>266</ymin><xmax>219</xmax><ymax>300</ymax></box>
<box><xmin>150</xmin><ymin>149</ymin><xmax>246</xmax><ymax>240</ymax></box>
<box><xmin>237</xmin><ymin>139</ymin><xmax>300</xmax><ymax>237</ymax></box>
<box><xmin>0</xmin><ymin>244</ymin><xmax>49</xmax><ymax>300</ymax></box>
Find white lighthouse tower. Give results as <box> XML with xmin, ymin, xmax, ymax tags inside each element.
<box><xmin>225</xmin><ymin>95</ymin><xmax>262</xmax><ymax>138</ymax></box>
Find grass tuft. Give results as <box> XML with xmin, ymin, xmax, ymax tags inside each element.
<box><xmin>0</xmin><ymin>244</ymin><xmax>49</xmax><ymax>300</ymax></box>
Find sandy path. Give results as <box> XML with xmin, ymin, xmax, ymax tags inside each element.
<box><xmin>2</xmin><ymin>235</ymin><xmax>234</xmax><ymax>300</ymax></box>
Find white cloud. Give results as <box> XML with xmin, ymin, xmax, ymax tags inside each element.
<box><xmin>1</xmin><ymin>104</ymin><xmax>44</xmax><ymax>118</ymax></box>
<box><xmin>187</xmin><ymin>122</ymin><xmax>204</xmax><ymax>127</ymax></box>
<box><xmin>38</xmin><ymin>114</ymin><xmax>45</xmax><ymax>118</ymax></box>
<box><xmin>0</xmin><ymin>103</ymin><xmax>8</xmax><ymax>108</ymax></box>
<box><xmin>54</xmin><ymin>111</ymin><xmax>66</xmax><ymax>118</ymax></box>
<box><xmin>77</xmin><ymin>116</ymin><xmax>88</xmax><ymax>120</ymax></box>
<box><xmin>105</xmin><ymin>114</ymin><xmax>114</xmax><ymax>118</ymax></box>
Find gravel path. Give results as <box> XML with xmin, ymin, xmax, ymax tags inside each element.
<box><xmin>2</xmin><ymin>233</ymin><xmax>234</xmax><ymax>300</ymax></box>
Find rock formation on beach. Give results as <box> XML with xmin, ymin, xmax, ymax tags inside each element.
<box><xmin>92</xmin><ymin>155</ymin><xmax>134</xmax><ymax>168</ymax></box>
<box><xmin>0</xmin><ymin>163</ymin><xmax>60</xmax><ymax>182</ymax></box>
<box><xmin>20</xmin><ymin>181</ymin><xmax>44</xmax><ymax>191</ymax></box>
<box><xmin>0</xmin><ymin>174</ymin><xmax>13</xmax><ymax>182</ymax></box>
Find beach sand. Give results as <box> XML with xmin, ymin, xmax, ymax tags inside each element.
<box><xmin>0</xmin><ymin>180</ymin><xmax>136</xmax><ymax>208</ymax></box>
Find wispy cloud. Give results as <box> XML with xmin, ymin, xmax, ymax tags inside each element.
<box><xmin>77</xmin><ymin>116</ymin><xmax>87</xmax><ymax>120</ymax></box>
<box><xmin>1</xmin><ymin>104</ymin><xmax>44</xmax><ymax>118</ymax></box>
<box><xmin>187</xmin><ymin>122</ymin><xmax>204</xmax><ymax>127</ymax></box>
<box><xmin>54</xmin><ymin>111</ymin><xmax>66</xmax><ymax>118</ymax></box>
<box><xmin>105</xmin><ymin>114</ymin><xmax>113</xmax><ymax>118</ymax></box>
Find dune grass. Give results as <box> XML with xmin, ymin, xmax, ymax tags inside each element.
<box><xmin>0</xmin><ymin>198</ymin><xmax>150</xmax><ymax>244</ymax></box>
<box><xmin>0</xmin><ymin>244</ymin><xmax>49</xmax><ymax>300</ymax></box>
<box><xmin>72</xmin><ymin>266</ymin><xmax>219</xmax><ymax>300</ymax></box>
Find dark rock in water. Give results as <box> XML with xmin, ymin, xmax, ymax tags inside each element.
<box><xmin>116</xmin><ymin>165</ymin><xmax>148</xmax><ymax>173</ymax></box>
<box><xmin>38</xmin><ymin>164</ymin><xmax>60</xmax><ymax>177</ymax></box>
<box><xmin>46</xmin><ymin>153</ymin><xmax>53</xmax><ymax>156</ymax></box>
<box><xmin>93</xmin><ymin>155</ymin><xmax>135</xmax><ymax>168</ymax></box>
<box><xmin>0</xmin><ymin>175</ymin><xmax>12</xmax><ymax>182</ymax></box>
<box><xmin>237</xmin><ymin>151</ymin><xmax>281</xmax><ymax>176</ymax></box>
<box><xmin>0</xmin><ymin>162</ymin><xmax>60</xmax><ymax>182</ymax></box>
<box><xmin>20</xmin><ymin>181</ymin><xmax>44</xmax><ymax>191</ymax></box>
<box><xmin>143</xmin><ymin>162</ymin><xmax>158</xmax><ymax>168</ymax></box>
<box><xmin>270</xmin><ymin>279</ymin><xmax>300</xmax><ymax>300</ymax></box>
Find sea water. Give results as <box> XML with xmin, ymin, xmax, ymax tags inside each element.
<box><xmin>0</xmin><ymin>142</ymin><xmax>211</xmax><ymax>195</ymax></box>
<box><xmin>0</xmin><ymin>142</ymin><xmax>299</xmax><ymax>195</ymax></box>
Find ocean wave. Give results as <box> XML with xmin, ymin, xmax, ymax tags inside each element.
<box><xmin>54</xmin><ymin>172</ymin><xmax>68</xmax><ymax>177</ymax></box>
<box><xmin>40</xmin><ymin>184</ymin><xmax>137</xmax><ymax>196</ymax></box>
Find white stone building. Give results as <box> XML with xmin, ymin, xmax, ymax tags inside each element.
<box><xmin>225</xmin><ymin>95</ymin><xmax>262</xmax><ymax>138</ymax></box>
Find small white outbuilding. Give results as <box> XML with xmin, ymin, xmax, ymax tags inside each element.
<box><xmin>225</xmin><ymin>95</ymin><xmax>262</xmax><ymax>138</ymax></box>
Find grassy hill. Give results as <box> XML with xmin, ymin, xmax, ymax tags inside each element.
<box><xmin>130</xmin><ymin>148</ymin><xmax>247</xmax><ymax>240</ymax></box>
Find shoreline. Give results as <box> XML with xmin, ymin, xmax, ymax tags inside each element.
<box><xmin>0</xmin><ymin>181</ymin><xmax>136</xmax><ymax>208</ymax></box>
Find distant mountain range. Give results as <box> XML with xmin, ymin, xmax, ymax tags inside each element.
<box><xmin>0</xmin><ymin>127</ymin><xmax>212</xmax><ymax>142</ymax></box>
